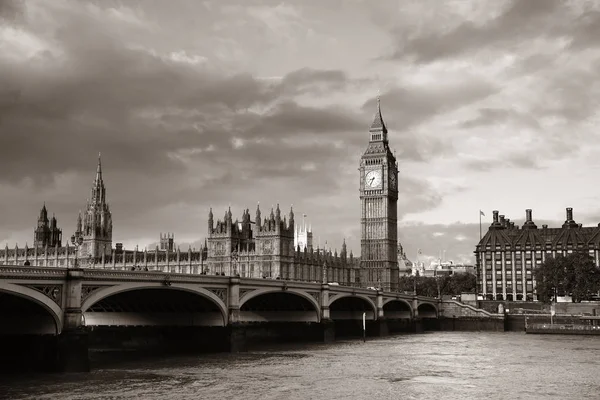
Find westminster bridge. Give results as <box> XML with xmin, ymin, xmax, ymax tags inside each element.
<box><xmin>0</xmin><ymin>266</ymin><xmax>500</xmax><ymax>372</ymax></box>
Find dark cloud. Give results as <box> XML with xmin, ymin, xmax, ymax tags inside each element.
<box><xmin>279</xmin><ymin>68</ymin><xmax>349</xmax><ymax>95</ymax></box>
<box><xmin>386</xmin><ymin>0</ymin><xmax>564</xmax><ymax>63</ymax></box>
<box><xmin>460</xmin><ymin>108</ymin><xmax>540</xmax><ymax>130</ymax></box>
<box><xmin>464</xmin><ymin>153</ymin><xmax>542</xmax><ymax>172</ymax></box>
<box><xmin>0</xmin><ymin>0</ymin><xmax>23</xmax><ymax>22</ymax></box>
<box><xmin>568</xmin><ymin>9</ymin><xmax>600</xmax><ymax>50</ymax></box>
<box><xmin>397</xmin><ymin>177</ymin><xmax>443</xmax><ymax>217</ymax></box>
<box><xmin>1</xmin><ymin>1</ymin><xmax>392</xmax><ymax>251</ymax></box>
<box><xmin>0</xmin><ymin>3</ymin><xmax>362</xmax><ymax>186</ymax></box>
<box><xmin>366</xmin><ymin>81</ymin><xmax>497</xmax><ymax>130</ymax></box>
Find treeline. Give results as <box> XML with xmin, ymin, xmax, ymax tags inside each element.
<box><xmin>397</xmin><ymin>272</ymin><xmax>477</xmax><ymax>298</ymax></box>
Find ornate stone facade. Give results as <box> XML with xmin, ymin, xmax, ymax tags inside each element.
<box><xmin>73</xmin><ymin>154</ymin><xmax>113</xmax><ymax>258</ymax></box>
<box><xmin>205</xmin><ymin>205</ymin><xmax>360</xmax><ymax>285</ymax></box>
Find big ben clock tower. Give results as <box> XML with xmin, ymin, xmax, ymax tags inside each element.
<box><xmin>359</xmin><ymin>98</ymin><xmax>399</xmax><ymax>291</ymax></box>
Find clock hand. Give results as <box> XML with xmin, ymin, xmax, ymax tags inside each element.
<box><xmin>369</xmin><ymin>177</ymin><xmax>375</xmax><ymax>184</ymax></box>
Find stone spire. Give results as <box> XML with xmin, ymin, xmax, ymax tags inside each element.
<box><xmin>95</xmin><ymin>152</ymin><xmax>102</xmax><ymax>184</ymax></box>
<box><xmin>39</xmin><ymin>203</ymin><xmax>48</xmax><ymax>222</ymax></box>
<box><xmin>369</xmin><ymin>95</ymin><xmax>388</xmax><ymax>141</ymax></box>
<box><xmin>91</xmin><ymin>152</ymin><xmax>106</xmax><ymax>205</ymax></box>
<box><xmin>78</xmin><ymin>153</ymin><xmax>112</xmax><ymax>259</ymax></box>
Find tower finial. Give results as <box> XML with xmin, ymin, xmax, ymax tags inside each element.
<box><xmin>95</xmin><ymin>152</ymin><xmax>103</xmax><ymax>183</ymax></box>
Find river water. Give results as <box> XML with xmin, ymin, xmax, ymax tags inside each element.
<box><xmin>1</xmin><ymin>332</ymin><xmax>599</xmax><ymax>400</ymax></box>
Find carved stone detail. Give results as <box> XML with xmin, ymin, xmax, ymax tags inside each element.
<box><xmin>26</xmin><ymin>285</ymin><xmax>62</xmax><ymax>306</ymax></box>
<box><xmin>328</xmin><ymin>293</ymin><xmax>339</xmax><ymax>303</ymax></box>
<box><xmin>239</xmin><ymin>289</ymin><xmax>253</xmax><ymax>300</ymax></box>
<box><xmin>307</xmin><ymin>291</ymin><xmax>320</xmax><ymax>304</ymax></box>
<box><xmin>81</xmin><ymin>285</ymin><xmax>110</xmax><ymax>303</ymax></box>
<box><xmin>209</xmin><ymin>288</ymin><xmax>227</xmax><ymax>303</ymax></box>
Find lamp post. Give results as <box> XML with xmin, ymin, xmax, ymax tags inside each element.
<box><xmin>70</xmin><ymin>234</ymin><xmax>83</xmax><ymax>269</ymax></box>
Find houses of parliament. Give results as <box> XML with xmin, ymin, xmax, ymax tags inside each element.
<box><xmin>0</xmin><ymin>100</ymin><xmax>401</xmax><ymax>291</ymax></box>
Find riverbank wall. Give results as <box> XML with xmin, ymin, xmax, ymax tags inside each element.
<box><xmin>436</xmin><ymin>300</ymin><xmax>505</xmax><ymax>332</ymax></box>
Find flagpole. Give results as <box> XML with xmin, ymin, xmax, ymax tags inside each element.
<box><xmin>479</xmin><ymin>210</ymin><xmax>482</xmax><ymax>241</ymax></box>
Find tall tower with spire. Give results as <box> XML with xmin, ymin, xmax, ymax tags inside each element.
<box><xmin>359</xmin><ymin>97</ymin><xmax>399</xmax><ymax>291</ymax></box>
<box><xmin>76</xmin><ymin>153</ymin><xmax>113</xmax><ymax>259</ymax></box>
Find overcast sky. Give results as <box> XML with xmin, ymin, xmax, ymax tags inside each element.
<box><xmin>1</xmin><ymin>0</ymin><xmax>600</xmax><ymax>265</ymax></box>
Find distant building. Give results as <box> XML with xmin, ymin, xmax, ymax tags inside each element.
<box><xmin>397</xmin><ymin>242</ymin><xmax>413</xmax><ymax>276</ymax></box>
<box><xmin>428</xmin><ymin>260</ymin><xmax>475</xmax><ymax>276</ymax></box>
<box><xmin>475</xmin><ymin>208</ymin><xmax>600</xmax><ymax>301</ymax></box>
<box><xmin>33</xmin><ymin>204</ymin><xmax>62</xmax><ymax>248</ymax></box>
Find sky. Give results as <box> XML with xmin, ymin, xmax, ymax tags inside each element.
<box><xmin>1</xmin><ymin>0</ymin><xmax>600</xmax><ymax>265</ymax></box>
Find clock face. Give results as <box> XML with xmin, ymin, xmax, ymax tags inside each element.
<box><xmin>365</xmin><ymin>169</ymin><xmax>382</xmax><ymax>188</ymax></box>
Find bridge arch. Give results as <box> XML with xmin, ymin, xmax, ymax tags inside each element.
<box><xmin>0</xmin><ymin>281</ymin><xmax>63</xmax><ymax>335</ymax></box>
<box><xmin>239</xmin><ymin>288</ymin><xmax>321</xmax><ymax>323</ymax></box>
<box><xmin>81</xmin><ymin>282</ymin><xmax>228</xmax><ymax>326</ymax></box>
<box><xmin>417</xmin><ymin>302</ymin><xmax>438</xmax><ymax>318</ymax></box>
<box><xmin>328</xmin><ymin>293</ymin><xmax>377</xmax><ymax>320</ymax></box>
<box><xmin>382</xmin><ymin>298</ymin><xmax>413</xmax><ymax>319</ymax></box>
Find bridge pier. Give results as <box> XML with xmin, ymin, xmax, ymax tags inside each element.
<box><xmin>369</xmin><ymin>318</ymin><xmax>389</xmax><ymax>337</ymax></box>
<box><xmin>227</xmin><ymin>324</ymin><xmax>247</xmax><ymax>353</ymax></box>
<box><xmin>56</xmin><ymin>330</ymin><xmax>90</xmax><ymax>372</ymax></box>
<box><xmin>57</xmin><ymin>268</ymin><xmax>90</xmax><ymax>372</ymax></box>
<box><xmin>321</xmin><ymin>320</ymin><xmax>335</xmax><ymax>343</ymax></box>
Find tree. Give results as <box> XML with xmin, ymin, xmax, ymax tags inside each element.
<box><xmin>535</xmin><ymin>252</ymin><xmax>600</xmax><ymax>303</ymax></box>
<box><xmin>563</xmin><ymin>252</ymin><xmax>600</xmax><ymax>302</ymax></box>
<box><xmin>535</xmin><ymin>255</ymin><xmax>565</xmax><ymax>303</ymax></box>
<box><xmin>396</xmin><ymin>273</ymin><xmax>476</xmax><ymax>297</ymax></box>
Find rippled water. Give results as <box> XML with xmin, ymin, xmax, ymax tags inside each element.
<box><xmin>1</xmin><ymin>332</ymin><xmax>599</xmax><ymax>400</ymax></box>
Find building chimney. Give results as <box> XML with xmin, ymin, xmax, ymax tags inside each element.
<box><xmin>493</xmin><ymin>210</ymin><xmax>499</xmax><ymax>223</ymax></box>
<box><xmin>542</xmin><ymin>224</ymin><xmax>548</xmax><ymax>229</ymax></box>
<box><xmin>566</xmin><ymin>207</ymin><xmax>573</xmax><ymax>221</ymax></box>
<box><xmin>499</xmin><ymin>215</ymin><xmax>506</xmax><ymax>227</ymax></box>
<box><xmin>525</xmin><ymin>209</ymin><xmax>532</xmax><ymax>222</ymax></box>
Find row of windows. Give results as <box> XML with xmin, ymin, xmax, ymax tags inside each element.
<box><xmin>483</xmin><ymin>243</ymin><xmax>591</xmax><ymax>250</ymax></box>
<box><xmin>484</xmin><ymin>250</ymin><xmax>591</xmax><ymax>259</ymax></box>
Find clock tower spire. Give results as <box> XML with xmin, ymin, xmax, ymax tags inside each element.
<box><xmin>369</xmin><ymin>96</ymin><xmax>388</xmax><ymax>142</ymax></box>
<box><xmin>359</xmin><ymin>97</ymin><xmax>399</xmax><ymax>291</ymax></box>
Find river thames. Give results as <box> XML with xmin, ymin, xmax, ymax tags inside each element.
<box><xmin>1</xmin><ymin>332</ymin><xmax>599</xmax><ymax>400</ymax></box>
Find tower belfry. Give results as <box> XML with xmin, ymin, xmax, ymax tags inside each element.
<box><xmin>75</xmin><ymin>153</ymin><xmax>113</xmax><ymax>260</ymax></box>
<box><xmin>359</xmin><ymin>97</ymin><xmax>399</xmax><ymax>291</ymax></box>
